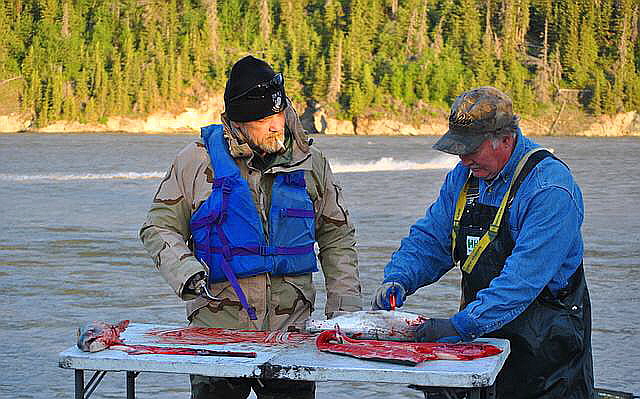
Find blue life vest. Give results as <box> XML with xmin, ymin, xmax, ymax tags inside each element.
<box><xmin>190</xmin><ymin>124</ymin><xmax>318</xmax><ymax>284</ymax></box>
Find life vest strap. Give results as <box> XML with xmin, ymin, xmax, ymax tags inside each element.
<box><xmin>280</xmin><ymin>208</ymin><xmax>314</xmax><ymax>218</ymax></box>
<box><xmin>197</xmin><ymin>243</ymin><xmax>315</xmax><ymax>257</ymax></box>
<box><xmin>190</xmin><ymin>212</ymin><xmax>222</xmax><ymax>229</ymax></box>
<box><xmin>209</xmin><ymin>224</ymin><xmax>258</xmax><ymax>320</ymax></box>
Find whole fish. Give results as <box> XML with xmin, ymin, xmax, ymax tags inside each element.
<box><xmin>77</xmin><ymin>320</ymin><xmax>130</xmax><ymax>352</ymax></box>
<box><xmin>305</xmin><ymin>310</ymin><xmax>428</xmax><ymax>341</ymax></box>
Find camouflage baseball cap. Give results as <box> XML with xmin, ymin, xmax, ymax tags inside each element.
<box><xmin>433</xmin><ymin>86</ymin><xmax>515</xmax><ymax>155</ymax></box>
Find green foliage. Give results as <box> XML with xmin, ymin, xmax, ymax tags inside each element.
<box><xmin>3</xmin><ymin>0</ymin><xmax>639</xmax><ymax>126</ymax></box>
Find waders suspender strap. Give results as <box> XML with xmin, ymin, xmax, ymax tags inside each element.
<box><xmin>451</xmin><ymin>179</ymin><xmax>471</xmax><ymax>262</ymax></box>
<box><xmin>453</xmin><ymin>148</ymin><xmax>553</xmax><ymax>274</ymax></box>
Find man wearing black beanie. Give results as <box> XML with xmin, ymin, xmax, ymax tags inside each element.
<box><xmin>223</xmin><ymin>56</ymin><xmax>289</xmax><ymax>160</ymax></box>
<box><xmin>140</xmin><ymin>55</ymin><xmax>363</xmax><ymax>399</ymax></box>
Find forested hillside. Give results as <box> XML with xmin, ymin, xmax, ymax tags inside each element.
<box><xmin>1</xmin><ymin>0</ymin><xmax>639</xmax><ymax>128</ymax></box>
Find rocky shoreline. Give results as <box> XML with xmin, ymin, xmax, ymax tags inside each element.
<box><xmin>1</xmin><ymin>95</ymin><xmax>639</xmax><ymax>137</ymax></box>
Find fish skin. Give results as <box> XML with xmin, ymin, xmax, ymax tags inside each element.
<box><xmin>305</xmin><ymin>310</ymin><xmax>428</xmax><ymax>342</ymax></box>
<box><xmin>77</xmin><ymin>320</ymin><xmax>130</xmax><ymax>352</ymax></box>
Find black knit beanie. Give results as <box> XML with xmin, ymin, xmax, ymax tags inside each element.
<box><xmin>224</xmin><ymin>55</ymin><xmax>288</xmax><ymax>122</ymax></box>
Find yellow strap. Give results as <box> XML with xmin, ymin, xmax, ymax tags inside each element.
<box><xmin>458</xmin><ymin>148</ymin><xmax>551</xmax><ymax>274</ymax></box>
<box><xmin>451</xmin><ymin>178</ymin><xmax>471</xmax><ymax>264</ymax></box>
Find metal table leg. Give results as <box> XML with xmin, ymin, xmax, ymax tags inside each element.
<box><xmin>467</xmin><ymin>389</ymin><xmax>481</xmax><ymax>399</ymax></box>
<box><xmin>468</xmin><ymin>385</ymin><xmax>496</xmax><ymax>399</ymax></box>
<box><xmin>127</xmin><ymin>371</ymin><xmax>139</xmax><ymax>399</ymax></box>
<box><xmin>75</xmin><ymin>370</ymin><xmax>84</xmax><ymax>399</ymax></box>
<box><xmin>74</xmin><ymin>370</ymin><xmax>107</xmax><ymax>399</ymax></box>
<box><xmin>409</xmin><ymin>384</ymin><xmax>497</xmax><ymax>399</ymax></box>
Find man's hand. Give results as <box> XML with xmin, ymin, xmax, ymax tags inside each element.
<box><xmin>371</xmin><ymin>282</ymin><xmax>406</xmax><ymax>310</ymax></box>
<box><xmin>186</xmin><ymin>272</ymin><xmax>206</xmax><ymax>294</ymax></box>
<box><xmin>186</xmin><ymin>272</ymin><xmax>221</xmax><ymax>301</ymax></box>
<box><xmin>415</xmin><ymin>318</ymin><xmax>461</xmax><ymax>342</ymax></box>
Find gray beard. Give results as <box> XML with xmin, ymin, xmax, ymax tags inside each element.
<box><xmin>235</xmin><ymin>124</ymin><xmax>285</xmax><ymax>155</ymax></box>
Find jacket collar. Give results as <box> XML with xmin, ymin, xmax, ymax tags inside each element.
<box><xmin>486</xmin><ymin>128</ymin><xmax>539</xmax><ymax>186</ymax></box>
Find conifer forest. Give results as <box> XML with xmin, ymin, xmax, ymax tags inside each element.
<box><xmin>1</xmin><ymin>0</ymin><xmax>639</xmax><ymax>127</ymax></box>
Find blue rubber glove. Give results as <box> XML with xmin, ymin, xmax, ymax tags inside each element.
<box><xmin>371</xmin><ymin>282</ymin><xmax>406</xmax><ymax>310</ymax></box>
<box><xmin>415</xmin><ymin>318</ymin><xmax>461</xmax><ymax>343</ymax></box>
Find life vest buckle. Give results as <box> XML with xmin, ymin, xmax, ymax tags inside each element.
<box><xmin>222</xmin><ymin>181</ymin><xmax>232</xmax><ymax>194</ymax></box>
<box><xmin>221</xmin><ymin>246</ymin><xmax>233</xmax><ymax>261</ymax></box>
<box><xmin>260</xmin><ymin>246</ymin><xmax>274</xmax><ymax>256</ymax></box>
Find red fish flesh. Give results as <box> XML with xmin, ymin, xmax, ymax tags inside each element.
<box><xmin>316</xmin><ymin>329</ymin><xmax>502</xmax><ymax>366</ymax></box>
<box><xmin>147</xmin><ymin>326</ymin><xmax>312</xmax><ymax>346</ymax></box>
<box><xmin>77</xmin><ymin>320</ymin><xmax>256</xmax><ymax>358</ymax></box>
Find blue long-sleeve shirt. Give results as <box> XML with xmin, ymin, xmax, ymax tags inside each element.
<box><xmin>383</xmin><ymin>130</ymin><xmax>584</xmax><ymax>341</ymax></box>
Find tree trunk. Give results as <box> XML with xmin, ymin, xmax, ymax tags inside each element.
<box><xmin>327</xmin><ymin>32</ymin><xmax>343</xmax><ymax>104</ymax></box>
<box><xmin>260</xmin><ymin>0</ymin><xmax>270</xmax><ymax>44</ymax></box>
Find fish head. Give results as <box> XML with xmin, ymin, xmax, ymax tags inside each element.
<box><xmin>77</xmin><ymin>320</ymin><xmax>129</xmax><ymax>352</ymax></box>
<box><xmin>77</xmin><ymin>324</ymin><xmax>108</xmax><ymax>352</ymax></box>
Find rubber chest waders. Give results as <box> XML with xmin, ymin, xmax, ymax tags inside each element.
<box><xmin>452</xmin><ymin>148</ymin><xmax>594</xmax><ymax>399</ymax></box>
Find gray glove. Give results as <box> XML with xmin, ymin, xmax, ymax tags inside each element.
<box><xmin>371</xmin><ymin>282</ymin><xmax>406</xmax><ymax>310</ymax></box>
<box><xmin>416</xmin><ymin>318</ymin><xmax>461</xmax><ymax>342</ymax></box>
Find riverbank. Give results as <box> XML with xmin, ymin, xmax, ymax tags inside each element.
<box><xmin>1</xmin><ymin>94</ymin><xmax>639</xmax><ymax>136</ymax></box>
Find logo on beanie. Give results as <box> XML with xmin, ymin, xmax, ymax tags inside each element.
<box><xmin>272</xmin><ymin>91</ymin><xmax>284</xmax><ymax>113</ymax></box>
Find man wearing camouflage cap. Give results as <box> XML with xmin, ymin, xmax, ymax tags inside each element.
<box><xmin>140</xmin><ymin>55</ymin><xmax>362</xmax><ymax>399</ymax></box>
<box><xmin>371</xmin><ymin>87</ymin><xmax>593</xmax><ymax>398</ymax></box>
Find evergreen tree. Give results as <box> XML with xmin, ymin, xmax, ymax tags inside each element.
<box><xmin>49</xmin><ymin>63</ymin><xmax>64</xmax><ymax>118</ymax></box>
<box><xmin>326</xmin><ymin>29</ymin><xmax>343</xmax><ymax>105</ymax></box>
<box><xmin>311</xmin><ymin>56</ymin><xmax>328</xmax><ymax>101</ymax></box>
<box><xmin>258</xmin><ymin>0</ymin><xmax>271</xmax><ymax>51</ymax></box>
<box><xmin>530</xmin><ymin>0</ymin><xmax>552</xmax><ymax>102</ymax></box>
<box><xmin>4</xmin><ymin>0</ymin><xmax>639</xmax><ymax>126</ymax></box>
<box><xmin>0</xmin><ymin>3</ymin><xmax>12</xmax><ymax>79</ymax></box>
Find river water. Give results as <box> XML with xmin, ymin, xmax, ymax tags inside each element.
<box><xmin>1</xmin><ymin>133</ymin><xmax>638</xmax><ymax>398</ymax></box>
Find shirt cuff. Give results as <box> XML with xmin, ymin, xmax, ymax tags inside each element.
<box><xmin>177</xmin><ymin>259</ymin><xmax>208</xmax><ymax>299</ymax></box>
<box><xmin>450</xmin><ymin>310</ymin><xmax>481</xmax><ymax>342</ymax></box>
<box><xmin>382</xmin><ymin>275</ymin><xmax>412</xmax><ymax>294</ymax></box>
